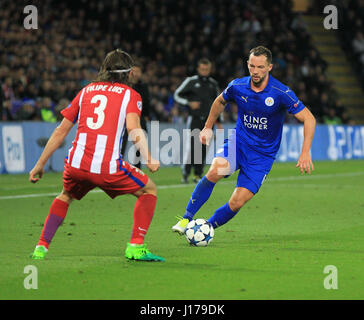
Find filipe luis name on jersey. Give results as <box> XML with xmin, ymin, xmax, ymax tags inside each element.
<box><xmin>86</xmin><ymin>84</ymin><xmax>125</xmax><ymax>94</ymax></box>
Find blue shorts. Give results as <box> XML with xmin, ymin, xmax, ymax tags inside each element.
<box><xmin>214</xmin><ymin>131</ymin><xmax>274</xmax><ymax>194</ymax></box>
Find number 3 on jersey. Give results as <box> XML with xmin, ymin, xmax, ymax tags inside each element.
<box><xmin>87</xmin><ymin>94</ymin><xmax>107</xmax><ymax>130</ymax></box>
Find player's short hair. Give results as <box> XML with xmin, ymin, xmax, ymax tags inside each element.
<box><xmin>94</xmin><ymin>49</ymin><xmax>134</xmax><ymax>84</ymax></box>
<box><xmin>197</xmin><ymin>58</ymin><xmax>212</xmax><ymax>66</ymax></box>
<box><xmin>249</xmin><ymin>46</ymin><xmax>272</xmax><ymax>65</ymax></box>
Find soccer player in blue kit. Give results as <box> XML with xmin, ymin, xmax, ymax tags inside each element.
<box><xmin>172</xmin><ymin>46</ymin><xmax>316</xmax><ymax>233</ymax></box>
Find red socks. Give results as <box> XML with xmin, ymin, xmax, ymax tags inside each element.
<box><xmin>37</xmin><ymin>194</ymin><xmax>156</xmax><ymax>249</ymax></box>
<box><xmin>38</xmin><ymin>198</ymin><xmax>69</xmax><ymax>249</ymax></box>
<box><xmin>130</xmin><ymin>194</ymin><xmax>157</xmax><ymax>244</ymax></box>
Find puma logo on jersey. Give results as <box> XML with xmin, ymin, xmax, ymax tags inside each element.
<box><xmin>131</xmin><ymin>166</ymin><xmax>145</xmax><ymax>176</ymax></box>
<box><xmin>241</xmin><ymin>96</ymin><xmax>248</xmax><ymax>103</ymax></box>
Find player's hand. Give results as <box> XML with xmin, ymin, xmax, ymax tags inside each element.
<box><xmin>296</xmin><ymin>152</ymin><xmax>314</xmax><ymax>175</ymax></box>
<box><xmin>29</xmin><ymin>164</ymin><xmax>44</xmax><ymax>183</ymax></box>
<box><xmin>146</xmin><ymin>159</ymin><xmax>160</xmax><ymax>173</ymax></box>
<box><xmin>200</xmin><ymin>127</ymin><xmax>214</xmax><ymax>146</ymax></box>
<box><xmin>189</xmin><ymin>101</ymin><xmax>200</xmax><ymax>110</ymax></box>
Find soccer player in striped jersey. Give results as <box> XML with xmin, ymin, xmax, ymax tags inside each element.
<box><xmin>29</xmin><ymin>49</ymin><xmax>165</xmax><ymax>262</ymax></box>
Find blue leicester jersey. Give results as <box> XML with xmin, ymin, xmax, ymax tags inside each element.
<box><xmin>222</xmin><ymin>75</ymin><xmax>305</xmax><ymax>157</ymax></box>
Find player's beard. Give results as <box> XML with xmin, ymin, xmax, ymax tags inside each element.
<box><xmin>251</xmin><ymin>74</ymin><xmax>266</xmax><ymax>87</ymax></box>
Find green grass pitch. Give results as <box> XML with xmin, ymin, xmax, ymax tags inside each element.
<box><xmin>0</xmin><ymin>160</ymin><xmax>364</xmax><ymax>300</ymax></box>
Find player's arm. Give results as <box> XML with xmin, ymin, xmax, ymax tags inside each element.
<box><xmin>126</xmin><ymin>112</ymin><xmax>160</xmax><ymax>173</ymax></box>
<box><xmin>200</xmin><ymin>93</ymin><xmax>227</xmax><ymax>145</ymax></box>
<box><xmin>29</xmin><ymin>118</ymin><xmax>74</xmax><ymax>183</ymax></box>
<box><xmin>294</xmin><ymin>107</ymin><xmax>316</xmax><ymax>174</ymax></box>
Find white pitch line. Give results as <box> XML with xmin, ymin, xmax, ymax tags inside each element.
<box><xmin>0</xmin><ymin>192</ymin><xmax>60</xmax><ymax>200</ymax></box>
<box><xmin>268</xmin><ymin>171</ymin><xmax>364</xmax><ymax>181</ymax></box>
<box><xmin>265</xmin><ymin>183</ymin><xmax>360</xmax><ymax>189</ymax></box>
<box><xmin>0</xmin><ymin>171</ymin><xmax>363</xmax><ymax>200</ymax></box>
<box><xmin>0</xmin><ymin>184</ymin><xmax>59</xmax><ymax>191</ymax></box>
<box><xmin>0</xmin><ymin>184</ymin><xmax>196</xmax><ymax>200</ymax></box>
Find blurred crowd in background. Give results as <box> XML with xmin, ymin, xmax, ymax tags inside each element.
<box><xmin>336</xmin><ymin>0</ymin><xmax>364</xmax><ymax>89</ymax></box>
<box><xmin>0</xmin><ymin>0</ymin><xmax>361</xmax><ymax>125</ymax></box>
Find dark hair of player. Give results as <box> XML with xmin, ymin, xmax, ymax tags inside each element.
<box><xmin>197</xmin><ymin>58</ymin><xmax>212</xmax><ymax>66</ymax></box>
<box><xmin>93</xmin><ymin>49</ymin><xmax>134</xmax><ymax>84</ymax></box>
<box><xmin>249</xmin><ymin>46</ymin><xmax>273</xmax><ymax>65</ymax></box>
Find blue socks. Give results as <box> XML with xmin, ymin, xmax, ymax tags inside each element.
<box><xmin>183</xmin><ymin>176</ymin><xmax>216</xmax><ymax>221</ymax></box>
<box><xmin>183</xmin><ymin>176</ymin><xmax>240</xmax><ymax>229</ymax></box>
<box><xmin>208</xmin><ymin>202</ymin><xmax>239</xmax><ymax>228</ymax></box>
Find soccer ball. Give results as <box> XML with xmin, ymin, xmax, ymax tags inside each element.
<box><xmin>184</xmin><ymin>219</ymin><xmax>214</xmax><ymax>247</ymax></box>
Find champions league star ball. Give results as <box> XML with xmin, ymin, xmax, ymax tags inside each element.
<box><xmin>185</xmin><ymin>219</ymin><xmax>214</xmax><ymax>247</ymax></box>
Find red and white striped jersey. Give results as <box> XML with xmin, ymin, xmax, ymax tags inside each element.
<box><xmin>61</xmin><ymin>81</ymin><xmax>142</xmax><ymax>175</ymax></box>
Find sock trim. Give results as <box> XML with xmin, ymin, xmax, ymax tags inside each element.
<box><xmin>36</xmin><ymin>245</ymin><xmax>48</xmax><ymax>252</ymax></box>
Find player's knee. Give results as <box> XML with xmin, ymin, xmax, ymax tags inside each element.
<box><xmin>57</xmin><ymin>190</ymin><xmax>73</xmax><ymax>204</ymax></box>
<box><xmin>143</xmin><ymin>179</ymin><xmax>157</xmax><ymax>196</ymax></box>
<box><xmin>206</xmin><ymin>170</ymin><xmax>221</xmax><ymax>183</ymax></box>
<box><xmin>206</xmin><ymin>164</ymin><xmax>228</xmax><ymax>183</ymax></box>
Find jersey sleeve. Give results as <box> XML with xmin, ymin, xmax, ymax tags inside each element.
<box><xmin>61</xmin><ymin>88</ymin><xmax>84</xmax><ymax>123</ymax></box>
<box><xmin>280</xmin><ymin>86</ymin><xmax>305</xmax><ymax>114</ymax></box>
<box><xmin>222</xmin><ymin>80</ymin><xmax>235</xmax><ymax>102</ymax></box>
<box><xmin>126</xmin><ymin>90</ymin><xmax>142</xmax><ymax>117</ymax></box>
<box><xmin>174</xmin><ymin>77</ymin><xmax>194</xmax><ymax>105</ymax></box>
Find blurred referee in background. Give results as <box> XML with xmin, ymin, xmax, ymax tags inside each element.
<box><xmin>174</xmin><ymin>58</ymin><xmax>221</xmax><ymax>184</ymax></box>
<box><xmin>121</xmin><ymin>61</ymin><xmax>151</xmax><ymax>168</ymax></box>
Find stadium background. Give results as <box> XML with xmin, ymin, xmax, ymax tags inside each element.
<box><xmin>1</xmin><ymin>0</ymin><xmax>364</xmax><ymax>302</ymax></box>
<box><xmin>1</xmin><ymin>0</ymin><xmax>364</xmax><ymax>125</ymax></box>
<box><xmin>1</xmin><ymin>0</ymin><xmax>364</xmax><ymax>174</ymax></box>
